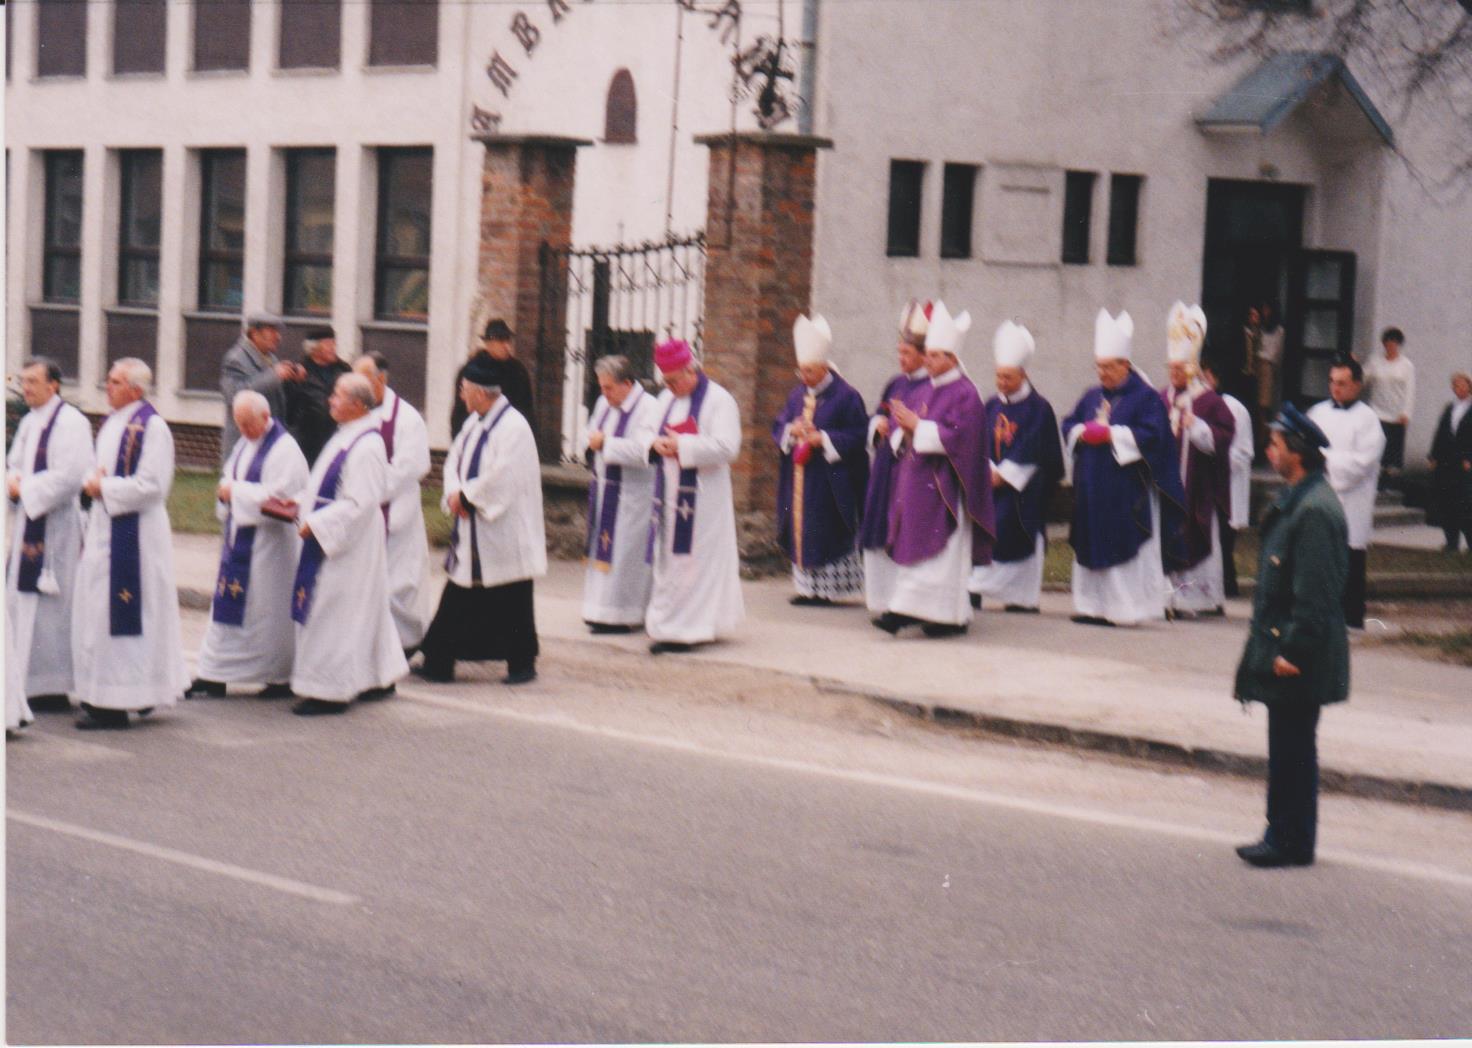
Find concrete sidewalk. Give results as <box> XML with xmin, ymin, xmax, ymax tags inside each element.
<box><xmin>172</xmin><ymin>532</ymin><xmax>1472</xmax><ymax>811</ymax></box>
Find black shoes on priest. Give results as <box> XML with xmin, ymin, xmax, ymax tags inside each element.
<box><xmin>872</xmin><ymin>612</ymin><xmax>968</xmax><ymax>638</ymax></box>
<box><xmin>1235</xmin><ymin>839</ymin><xmax>1314</xmax><ymax>868</ymax></box>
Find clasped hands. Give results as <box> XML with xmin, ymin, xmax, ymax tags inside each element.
<box><xmin>651</xmin><ymin>427</ymin><xmax>684</xmax><ymax>458</ymax></box>
<box><xmin>889</xmin><ymin>401</ymin><xmax>920</xmax><ymax>433</ymax></box>
<box><xmin>788</xmin><ymin>419</ymin><xmax>825</xmax><ymax>449</ymax></box>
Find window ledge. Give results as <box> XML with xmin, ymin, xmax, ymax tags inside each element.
<box><xmin>361</xmin><ymin>63</ymin><xmax>438</xmax><ymax>76</ymax></box>
<box><xmin>361</xmin><ymin>319</ymin><xmax>430</xmax><ymax>332</ymax></box>
<box><xmin>186</xmin><ymin>68</ymin><xmax>252</xmax><ymax>80</ymax></box>
<box><xmin>105</xmin><ymin>71</ymin><xmax>168</xmax><ymax>83</ymax></box>
<box><xmin>176</xmin><ymin>388</ymin><xmax>225</xmax><ymax>402</ymax></box>
<box><xmin>183</xmin><ymin>310</ymin><xmax>242</xmax><ymax>322</ymax></box>
<box><xmin>29</xmin><ymin>74</ymin><xmax>88</xmax><ymax>85</ymax></box>
<box><xmin>273</xmin><ymin>66</ymin><xmax>341</xmax><ymax>79</ymax></box>
<box><xmin>106</xmin><ymin>305</ymin><xmax>160</xmax><ymax>317</ymax></box>
<box><xmin>29</xmin><ymin>301</ymin><xmax>81</xmax><ymax>312</ymax></box>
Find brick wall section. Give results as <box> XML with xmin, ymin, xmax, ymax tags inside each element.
<box><xmin>473</xmin><ymin>134</ymin><xmax>589</xmax><ymax>461</ymax></box>
<box><xmin>696</xmin><ymin>132</ymin><xmax>833</xmax><ymax>568</ymax></box>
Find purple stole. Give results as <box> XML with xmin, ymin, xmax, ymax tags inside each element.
<box><xmin>646</xmin><ymin>374</ymin><xmax>710</xmax><ymax>564</ymax></box>
<box><xmin>211</xmin><ymin>420</ymin><xmax>286</xmax><ymax>626</ymax></box>
<box><xmin>445</xmin><ymin>405</ymin><xmax>511</xmax><ymax>585</ymax></box>
<box><xmin>109</xmin><ymin>402</ymin><xmax>159</xmax><ymax>637</ymax></box>
<box><xmin>378</xmin><ymin>393</ymin><xmax>401</xmax><ymax>530</ymax></box>
<box><xmin>14</xmin><ymin>400</ymin><xmax>65</xmax><ymax>593</ymax></box>
<box><xmin>290</xmin><ymin>428</ymin><xmax>382</xmax><ymax>625</ymax></box>
<box><xmin>585</xmin><ymin>398</ymin><xmax>637</xmax><ymax>571</ymax></box>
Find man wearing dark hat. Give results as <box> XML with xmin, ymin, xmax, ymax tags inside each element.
<box><xmin>287</xmin><ymin>327</ymin><xmax>351</xmax><ymax>465</ymax></box>
<box><xmin>451</xmin><ymin>319</ymin><xmax>535</xmax><ymax>440</ymax></box>
<box><xmin>417</xmin><ymin>353</ymin><xmax>546</xmax><ymax>684</ymax></box>
<box><xmin>1233</xmin><ymin>403</ymin><xmax>1349</xmax><ymax>868</ymax></box>
<box><xmin>220</xmin><ymin>311</ymin><xmax>304</xmax><ymax>466</ymax></box>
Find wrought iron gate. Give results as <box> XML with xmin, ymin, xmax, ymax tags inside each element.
<box><xmin>537</xmin><ymin>232</ymin><xmax>705</xmax><ymax>463</ymax></box>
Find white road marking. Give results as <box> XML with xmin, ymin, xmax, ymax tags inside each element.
<box><xmin>7</xmin><ymin>810</ymin><xmax>359</xmax><ymax>906</ymax></box>
<box><xmin>399</xmin><ymin>686</ymin><xmax>1472</xmax><ymax>892</ymax></box>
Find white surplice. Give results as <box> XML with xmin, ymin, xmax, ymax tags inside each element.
<box><xmin>1221</xmin><ymin>393</ymin><xmax>1254</xmax><ymax>530</ymax></box>
<box><xmin>375</xmin><ymin>388</ymin><xmax>431</xmax><ymax>649</ymax></box>
<box><xmin>1307</xmin><ymin>399</ymin><xmax>1385</xmax><ymax>550</ymax></box>
<box><xmin>6</xmin><ymin>395</ymin><xmax>91</xmax><ymax>701</ymax></box>
<box><xmin>643</xmin><ymin>377</ymin><xmax>745</xmax><ymax>644</ymax></box>
<box><xmin>194</xmin><ymin>427</ymin><xmax>310</xmax><ymax>685</ymax></box>
<box><xmin>1065</xmin><ymin>420</ymin><xmax>1169</xmax><ymax>626</ymax></box>
<box><xmin>71</xmin><ymin>404</ymin><xmax>189</xmax><ymax>711</ymax></box>
<box><xmin>581</xmin><ymin>385</ymin><xmax>661</xmax><ymax>626</ymax></box>
<box><xmin>290</xmin><ymin>416</ymin><xmax>407</xmax><ymax>703</ymax></box>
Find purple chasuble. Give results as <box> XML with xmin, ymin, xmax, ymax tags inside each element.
<box><xmin>14</xmin><ymin>398</ymin><xmax>66</xmax><ymax>593</ymax></box>
<box><xmin>211</xmin><ymin>420</ymin><xmax>286</xmax><ymax>625</ymax></box>
<box><xmin>585</xmin><ymin>398</ymin><xmax>637</xmax><ymax>570</ymax></box>
<box><xmin>886</xmin><ymin>374</ymin><xmax>996</xmax><ymax>568</ymax></box>
<box><xmin>986</xmin><ymin>388</ymin><xmax>1064</xmax><ymax>563</ymax></box>
<box><xmin>109</xmin><ymin>402</ymin><xmax>159</xmax><ymax>636</ymax></box>
<box><xmin>859</xmin><ymin>371</ymin><xmax>930</xmax><ymax>551</ymax></box>
<box><xmin>1062</xmin><ymin>369</ymin><xmax>1187</xmax><ymax>571</ymax></box>
<box><xmin>772</xmin><ymin>373</ymin><xmax>870</xmax><ymax>569</ymax></box>
<box><xmin>291</xmin><ymin>428</ymin><xmax>383</xmax><ymax>625</ymax></box>
<box><xmin>1160</xmin><ymin>383</ymin><xmax>1236</xmax><ymax>569</ymax></box>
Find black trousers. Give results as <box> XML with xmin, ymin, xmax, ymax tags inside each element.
<box><xmin>1265</xmin><ymin>703</ymin><xmax>1322</xmax><ymax>857</ymax></box>
<box><xmin>1218</xmin><ymin>513</ymin><xmax>1239</xmax><ymax>598</ymax></box>
<box><xmin>1379</xmin><ymin>421</ymin><xmax>1406</xmax><ymax>470</ymax></box>
<box><xmin>1344</xmin><ymin>547</ymin><xmax>1367</xmax><ymax>628</ymax></box>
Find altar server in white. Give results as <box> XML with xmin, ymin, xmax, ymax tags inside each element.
<box><xmin>643</xmin><ymin>339</ymin><xmax>745</xmax><ymax>653</ymax></box>
<box><xmin>1307</xmin><ymin>356</ymin><xmax>1385</xmax><ymax>629</ymax></box>
<box><xmin>582</xmin><ymin>355</ymin><xmax>661</xmax><ymax>632</ymax></box>
<box><xmin>288</xmin><ymin>373</ymin><xmax>408</xmax><ymax>714</ymax></box>
<box><xmin>6</xmin><ymin>357</ymin><xmax>91</xmax><ymax>714</ymax></box>
<box><xmin>71</xmin><ymin>359</ymin><xmax>189</xmax><ymax>729</ymax></box>
<box><xmin>189</xmin><ymin>392</ymin><xmax>310</xmax><ymax>698</ymax></box>
<box><xmin>354</xmin><ymin>352</ymin><xmax>431</xmax><ymax>652</ymax></box>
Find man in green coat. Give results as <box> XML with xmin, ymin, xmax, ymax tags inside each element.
<box><xmin>1233</xmin><ymin>402</ymin><xmax>1350</xmax><ymax>868</ymax></box>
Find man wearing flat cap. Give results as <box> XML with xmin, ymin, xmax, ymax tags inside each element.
<box><xmin>220</xmin><ymin>311</ymin><xmax>304</xmax><ymax>467</ymax></box>
<box><xmin>287</xmin><ymin>326</ymin><xmax>351</xmax><ymax>465</ymax></box>
<box><xmin>1233</xmin><ymin>403</ymin><xmax>1349</xmax><ymax>868</ymax></box>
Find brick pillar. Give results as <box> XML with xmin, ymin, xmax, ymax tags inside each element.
<box><xmin>695</xmin><ymin>131</ymin><xmax>834</xmax><ymax>564</ymax></box>
<box><xmin>472</xmin><ymin>134</ymin><xmax>590</xmax><ymax>461</ymax></box>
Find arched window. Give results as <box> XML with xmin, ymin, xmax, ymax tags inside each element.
<box><xmin>604</xmin><ymin>69</ymin><xmax>637</xmax><ymax>144</ymax></box>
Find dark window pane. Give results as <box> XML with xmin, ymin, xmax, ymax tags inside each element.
<box><xmin>369</xmin><ymin>0</ymin><xmax>439</xmax><ymax>67</ymax></box>
<box><xmin>378</xmin><ymin>267</ymin><xmax>430</xmax><ymax>321</ymax></box>
<box><xmin>31</xmin><ymin>307</ymin><xmax>81</xmax><ymax>379</ymax></box>
<box><xmin>1106</xmin><ymin>173</ymin><xmax>1143</xmax><ymax>267</ymax></box>
<box><xmin>200</xmin><ymin>149</ymin><xmax>247</xmax><ymax>311</ymax></box>
<box><xmin>194</xmin><ymin>0</ymin><xmax>251</xmax><ymax>72</ymax></box>
<box><xmin>379</xmin><ymin>152</ymin><xmax>432</xmax><ymax>258</ymax></box>
<box><xmin>119</xmin><ymin>150</ymin><xmax>163</xmax><ymax>307</ymax></box>
<box><xmin>105</xmin><ymin>310</ymin><xmax>159</xmax><ymax>372</ymax></box>
<box><xmin>1061</xmin><ymin>170</ymin><xmax>1096</xmax><ymax>265</ymax></box>
<box><xmin>285</xmin><ymin>149</ymin><xmax>336</xmax><ymax>315</ymax></box>
<box><xmin>120</xmin><ymin>258</ymin><xmax>161</xmax><ymax>305</ymax></box>
<box><xmin>886</xmin><ymin>160</ymin><xmax>924</xmax><ymax>258</ymax></box>
<box><xmin>279</xmin><ymin>0</ymin><xmax>341</xmax><ymax>70</ymax></box>
<box><xmin>604</xmin><ymin>69</ymin><xmax>637</xmax><ymax>144</ymax></box>
<box><xmin>114</xmin><ymin>0</ymin><xmax>167</xmax><ymax>75</ymax></box>
<box><xmin>286</xmin><ymin>265</ymin><xmax>334</xmax><ymax>316</ymax></box>
<box><xmin>939</xmin><ymin>163</ymin><xmax>976</xmax><ymax>260</ymax></box>
<box><xmin>36</xmin><ymin>0</ymin><xmax>88</xmax><ymax>78</ymax></box>
<box><xmin>43</xmin><ymin>151</ymin><xmax>84</xmax><ymax>303</ymax></box>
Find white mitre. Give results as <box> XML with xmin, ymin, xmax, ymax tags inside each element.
<box><xmin>1166</xmin><ymin>301</ymin><xmax>1208</xmax><ymax>365</ymax></box>
<box><xmin>793</xmin><ymin>313</ymin><xmax>833</xmax><ymax>366</ymax></box>
<box><xmin>925</xmin><ymin>300</ymin><xmax>972</xmax><ymax>356</ymax></box>
<box><xmin>898</xmin><ymin>299</ymin><xmax>931</xmax><ymax>345</ymax></box>
<box><xmin>1094</xmin><ymin>308</ymin><xmax>1134</xmax><ymax>362</ymax></box>
<box><xmin>993</xmin><ymin>320</ymin><xmax>1035</xmax><ymax>369</ymax></box>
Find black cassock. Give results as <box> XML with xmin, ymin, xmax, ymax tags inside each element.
<box><xmin>420</xmin><ymin>579</ymin><xmax>538</xmax><ymax>675</ymax></box>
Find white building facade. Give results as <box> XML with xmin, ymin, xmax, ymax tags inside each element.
<box><xmin>6</xmin><ymin>0</ymin><xmax>1469</xmax><ymax>460</ymax></box>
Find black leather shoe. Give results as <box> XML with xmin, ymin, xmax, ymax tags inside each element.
<box><xmin>1236</xmin><ymin>840</ymin><xmax>1313</xmax><ymax>868</ymax></box>
<box><xmin>76</xmin><ymin>704</ymin><xmax>130</xmax><ymax>731</ymax></box>
<box><xmin>1004</xmin><ymin>604</ymin><xmax>1040</xmax><ymax>614</ymax></box>
<box><xmin>256</xmin><ymin>683</ymin><xmax>294</xmax><ymax>699</ymax></box>
<box><xmin>921</xmin><ymin>622</ymin><xmax>969</xmax><ymax>638</ymax></box>
<box><xmin>291</xmin><ymin>698</ymin><xmax>348</xmax><ymax>717</ymax></box>
<box><xmin>969</xmin><ymin>592</ymin><xmax>982</xmax><ymax>610</ymax></box>
<box><xmin>412</xmin><ymin>664</ymin><xmax>454</xmax><ymax>684</ymax></box>
<box><xmin>790</xmin><ymin>595</ymin><xmax>835</xmax><ymax>607</ymax></box>
<box><xmin>503</xmin><ymin>667</ymin><xmax>537</xmax><ymax>685</ymax></box>
<box><xmin>28</xmin><ymin>693</ymin><xmax>72</xmax><ymax>713</ymax></box>
<box><xmin>587</xmin><ymin>622</ymin><xmax>635</xmax><ymax>634</ymax></box>
<box><xmin>1070</xmin><ymin>614</ymin><xmax>1114</xmax><ymax>627</ymax></box>
<box><xmin>873</xmin><ymin>612</ymin><xmax>920</xmax><ymax>635</ymax></box>
<box><xmin>357</xmin><ymin>684</ymin><xmax>396</xmax><ymax>701</ymax></box>
<box><xmin>649</xmin><ymin>641</ymin><xmax>693</xmax><ymax>655</ymax></box>
<box><xmin>185</xmin><ymin>678</ymin><xmax>226</xmax><ymax>699</ymax></box>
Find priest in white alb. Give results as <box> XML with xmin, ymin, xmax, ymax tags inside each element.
<box><xmin>6</xmin><ymin>357</ymin><xmax>92</xmax><ymax>719</ymax></box>
<box><xmin>354</xmin><ymin>351</ymin><xmax>431</xmax><ymax>653</ymax></box>
<box><xmin>643</xmin><ymin>339</ymin><xmax>745</xmax><ymax>654</ymax></box>
<box><xmin>287</xmin><ymin>373</ymin><xmax>408</xmax><ymax>715</ymax></box>
<box><xmin>188</xmin><ymin>391</ymin><xmax>310</xmax><ymax>699</ymax></box>
<box><xmin>582</xmin><ymin>354</ymin><xmax>661</xmax><ymax>633</ymax></box>
<box><xmin>71</xmin><ymin>358</ymin><xmax>189</xmax><ymax>729</ymax></box>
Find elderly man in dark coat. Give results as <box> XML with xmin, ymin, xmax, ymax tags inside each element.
<box><xmin>1428</xmin><ymin>371</ymin><xmax>1472</xmax><ymax>553</ymax></box>
<box><xmin>220</xmin><ymin>311</ymin><xmax>302</xmax><ymax>466</ymax></box>
<box><xmin>1233</xmin><ymin>403</ymin><xmax>1350</xmax><ymax>868</ymax></box>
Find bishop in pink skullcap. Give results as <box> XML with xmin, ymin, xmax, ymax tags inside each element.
<box><xmin>654</xmin><ymin>338</ymin><xmax>694</xmax><ymax>375</ymax></box>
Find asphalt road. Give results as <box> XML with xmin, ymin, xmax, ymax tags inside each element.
<box><xmin>7</xmin><ymin>628</ymin><xmax>1472</xmax><ymax>1044</ymax></box>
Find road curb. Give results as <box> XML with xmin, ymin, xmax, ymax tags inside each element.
<box><xmin>176</xmin><ymin>583</ymin><xmax>1470</xmax><ymax>813</ymax></box>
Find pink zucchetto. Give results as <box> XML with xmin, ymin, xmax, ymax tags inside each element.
<box><xmin>654</xmin><ymin>338</ymin><xmax>694</xmax><ymax>375</ymax></box>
